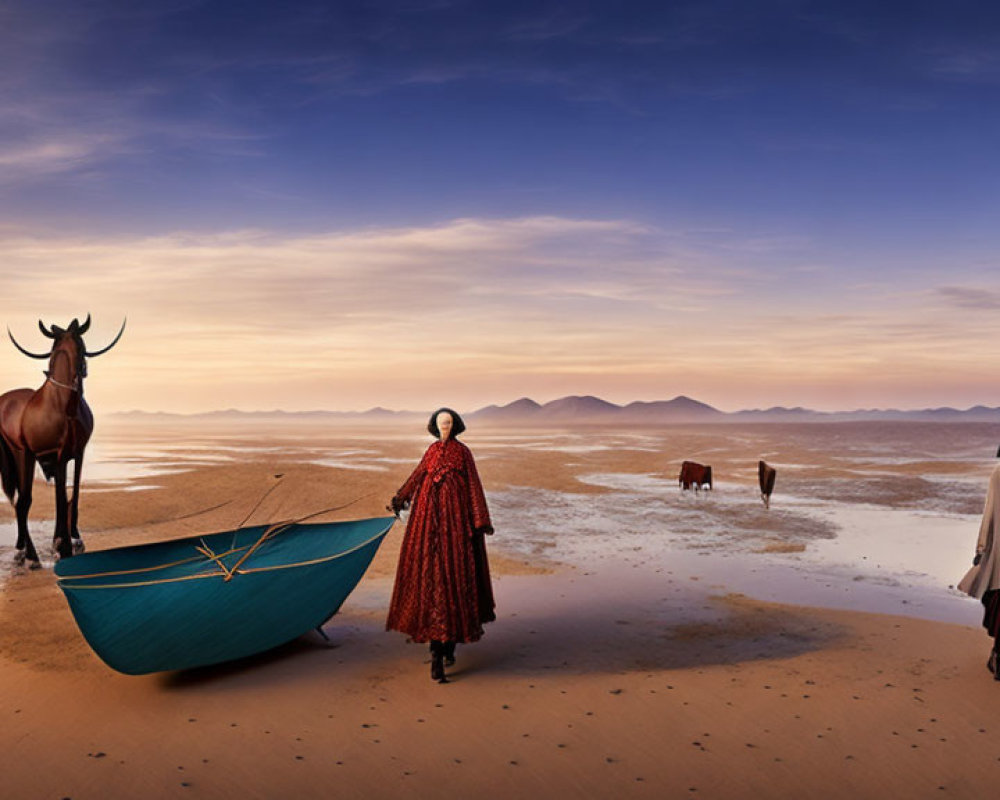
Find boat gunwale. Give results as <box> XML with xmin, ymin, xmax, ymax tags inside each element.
<box><xmin>56</xmin><ymin>518</ymin><xmax>395</xmax><ymax>591</ymax></box>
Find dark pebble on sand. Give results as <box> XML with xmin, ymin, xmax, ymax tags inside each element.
<box><xmin>609</xmin><ymin>689</ymin><xmax>622</xmax><ymax>695</ymax></box>
<box><xmin>89</xmin><ymin>752</ymin><xmax>106</xmax><ymax>759</ymax></box>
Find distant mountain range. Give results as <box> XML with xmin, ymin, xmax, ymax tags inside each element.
<box><xmin>109</xmin><ymin>395</ymin><xmax>1000</xmax><ymax>424</ymax></box>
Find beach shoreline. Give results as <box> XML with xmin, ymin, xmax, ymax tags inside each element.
<box><xmin>2</xmin><ymin>420</ymin><xmax>999</xmax><ymax>797</ymax></box>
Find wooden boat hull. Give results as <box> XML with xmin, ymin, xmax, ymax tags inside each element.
<box><xmin>54</xmin><ymin>516</ymin><xmax>395</xmax><ymax>675</ymax></box>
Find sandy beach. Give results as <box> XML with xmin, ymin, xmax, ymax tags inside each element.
<box><xmin>2</xmin><ymin>419</ymin><xmax>1000</xmax><ymax>798</ymax></box>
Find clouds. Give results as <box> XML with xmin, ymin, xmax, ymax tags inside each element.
<box><xmin>2</xmin><ymin>3</ymin><xmax>999</xmax><ymax>412</ymax></box>
<box><xmin>0</xmin><ymin>214</ymin><xmax>997</xmax><ymax>413</ymax></box>
<box><xmin>936</xmin><ymin>286</ymin><xmax>1000</xmax><ymax>311</ymax></box>
<box><xmin>0</xmin><ymin>135</ymin><xmax>123</xmax><ymax>178</ymax></box>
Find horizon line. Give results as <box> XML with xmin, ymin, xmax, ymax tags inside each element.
<box><xmin>102</xmin><ymin>393</ymin><xmax>1000</xmax><ymax>418</ymax></box>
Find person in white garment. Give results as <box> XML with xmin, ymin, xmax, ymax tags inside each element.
<box><xmin>959</xmin><ymin>464</ymin><xmax>1000</xmax><ymax>680</ymax></box>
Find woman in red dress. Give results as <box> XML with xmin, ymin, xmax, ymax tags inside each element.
<box><xmin>386</xmin><ymin>408</ymin><xmax>495</xmax><ymax>682</ymax></box>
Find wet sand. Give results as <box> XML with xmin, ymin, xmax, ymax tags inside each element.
<box><xmin>1</xmin><ymin>420</ymin><xmax>999</xmax><ymax>798</ymax></box>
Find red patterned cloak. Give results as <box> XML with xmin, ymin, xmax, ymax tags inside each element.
<box><xmin>386</xmin><ymin>438</ymin><xmax>495</xmax><ymax>643</ymax></box>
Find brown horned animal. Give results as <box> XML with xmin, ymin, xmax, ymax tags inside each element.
<box><xmin>0</xmin><ymin>315</ymin><xmax>125</xmax><ymax>567</ymax></box>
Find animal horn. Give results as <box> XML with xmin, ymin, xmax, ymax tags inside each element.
<box><xmin>38</xmin><ymin>320</ymin><xmax>55</xmax><ymax>339</ymax></box>
<box><xmin>78</xmin><ymin>313</ymin><xmax>91</xmax><ymax>334</ymax></box>
<box><xmin>8</xmin><ymin>328</ymin><xmax>51</xmax><ymax>359</ymax></box>
<box><xmin>84</xmin><ymin>317</ymin><xmax>126</xmax><ymax>357</ymax></box>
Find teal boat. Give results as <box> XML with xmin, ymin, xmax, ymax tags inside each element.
<box><xmin>54</xmin><ymin>516</ymin><xmax>395</xmax><ymax>675</ymax></box>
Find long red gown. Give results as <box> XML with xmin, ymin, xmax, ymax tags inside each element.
<box><xmin>386</xmin><ymin>437</ymin><xmax>495</xmax><ymax>643</ymax></box>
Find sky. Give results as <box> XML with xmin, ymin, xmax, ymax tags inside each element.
<box><xmin>1</xmin><ymin>0</ymin><xmax>999</xmax><ymax>414</ymax></box>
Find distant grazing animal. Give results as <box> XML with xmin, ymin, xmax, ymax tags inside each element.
<box><xmin>758</xmin><ymin>460</ymin><xmax>777</xmax><ymax>509</ymax></box>
<box><xmin>0</xmin><ymin>315</ymin><xmax>125</xmax><ymax>567</ymax></box>
<box><xmin>679</xmin><ymin>461</ymin><xmax>712</xmax><ymax>491</ymax></box>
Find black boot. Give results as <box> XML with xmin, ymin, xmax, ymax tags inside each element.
<box><xmin>429</xmin><ymin>641</ymin><xmax>448</xmax><ymax>683</ymax></box>
<box><xmin>443</xmin><ymin>640</ymin><xmax>456</xmax><ymax>667</ymax></box>
<box><xmin>991</xmin><ymin>644</ymin><xmax>1000</xmax><ymax>680</ymax></box>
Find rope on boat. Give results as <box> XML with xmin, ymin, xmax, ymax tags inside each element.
<box><xmin>222</xmin><ymin>493</ymin><xmax>375</xmax><ymax>582</ymax></box>
<box><xmin>58</xmin><ymin>492</ymin><xmax>379</xmax><ymax>587</ymax></box>
<box><xmin>55</xmin><ymin>542</ymin><xmax>249</xmax><ymax>581</ymax></box>
<box><xmin>195</xmin><ymin>541</ymin><xmax>235</xmax><ymax>580</ymax></box>
<box><xmin>229</xmin><ymin>474</ymin><xmax>285</xmax><ymax>551</ymax></box>
<box><xmin>58</xmin><ymin>521</ymin><xmax>391</xmax><ymax>590</ymax></box>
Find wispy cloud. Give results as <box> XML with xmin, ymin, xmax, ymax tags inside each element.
<box><xmin>936</xmin><ymin>285</ymin><xmax>1000</xmax><ymax>310</ymax></box>
<box><xmin>927</xmin><ymin>48</ymin><xmax>1000</xmax><ymax>81</ymax></box>
<box><xmin>0</xmin><ymin>215</ymin><xmax>995</xmax><ymax>412</ymax></box>
<box><xmin>0</xmin><ymin>135</ymin><xmax>122</xmax><ymax>175</ymax></box>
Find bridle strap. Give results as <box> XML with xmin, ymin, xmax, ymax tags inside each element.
<box><xmin>44</xmin><ymin>371</ymin><xmax>79</xmax><ymax>392</ymax></box>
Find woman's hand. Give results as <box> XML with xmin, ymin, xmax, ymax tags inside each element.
<box><xmin>389</xmin><ymin>495</ymin><xmax>406</xmax><ymax>517</ymax></box>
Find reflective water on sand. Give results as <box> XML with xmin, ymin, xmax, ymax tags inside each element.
<box><xmin>8</xmin><ymin>418</ymin><xmax>998</xmax><ymax>625</ymax></box>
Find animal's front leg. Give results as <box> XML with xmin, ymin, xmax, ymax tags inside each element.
<box><xmin>15</xmin><ymin>456</ymin><xmax>40</xmax><ymax>568</ymax></box>
<box><xmin>70</xmin><ymin>454</ymin><xmax>85</xmax><ymax>553</ymax></box>
<box><xmin>51</xmin><ymin>460</ymin><xmax>72</xmax><ymax>560</ymax></box>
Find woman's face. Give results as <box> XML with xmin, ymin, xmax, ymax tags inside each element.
<box><xmin>436</xmin><ymin>411</ymin><xmax>454</xmax><ymax>441</ymax></box>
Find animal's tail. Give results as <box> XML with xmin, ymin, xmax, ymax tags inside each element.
<box><xmin>0</xmin><ymin>436</ymin><xmax>18</xmax><ymax>503</ymax></box>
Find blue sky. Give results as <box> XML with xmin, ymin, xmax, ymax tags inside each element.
<box><xmin>2</xmin><ymin>1</ymin><xmax>999</xmax><ymax>413</ymax></box>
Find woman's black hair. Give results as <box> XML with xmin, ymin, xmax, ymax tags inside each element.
<box><xmin>427</xmin><ymin>407</ymin><xmax>466</xmax><ymax>439</ymax></box>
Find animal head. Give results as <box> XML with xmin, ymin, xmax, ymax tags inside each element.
<box><xmin>8</xmin><ymin>314</ymin><xmax>126</xmax><ymax>380</ymax></box>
